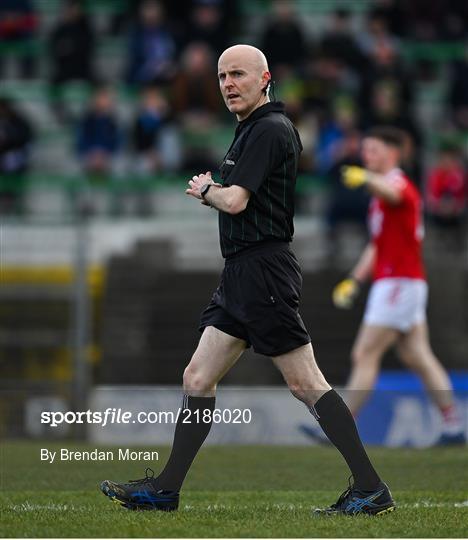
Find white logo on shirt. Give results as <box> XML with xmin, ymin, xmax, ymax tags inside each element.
<box><xmin>369</xmin><ymin>202</ymin><xmax>384</xmax><ymax>237</ymax></box>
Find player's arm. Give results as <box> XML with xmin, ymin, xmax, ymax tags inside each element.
<box><xmin>341</xmin><ymin>166</ymin><xmax>402</xmax><ymax>204</ymax></box>
<box><xmin>332</xmin><ymin>243</ymin><xmax>376</xmax><ymax>309</ymax></box>
<box><xmin>350</xmin><ymin>243</ymin><xmax>376</xmax><ymax>283</ymax></box>
<box><xmin>185</xmin><ymin>171</ymin><xmax>250</xmax><ymax>214</ymax></box>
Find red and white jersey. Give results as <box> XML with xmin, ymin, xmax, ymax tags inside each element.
<box><xmin>368</xmin><ymin>168</ymin><xmax>425</xmax><ymax>281</ymax></box>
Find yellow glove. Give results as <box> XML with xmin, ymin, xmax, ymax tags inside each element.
<box><xmin>341</xmin><ymin>166</ymin><xmax>368</xmax><ymax>189</ymax></box>
<box><xmin>332</xmin><ymin>278</ymin><xmax>360</xmax><ymax>309</ymax></box>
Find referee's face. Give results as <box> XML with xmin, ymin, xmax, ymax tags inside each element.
<box><xmin>218</xmin><ymin>49</ymin><xmax>269</xmax><ymax>121</ymax></box>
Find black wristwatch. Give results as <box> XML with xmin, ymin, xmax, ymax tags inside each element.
<box><xmin>200</xmin><ymin>183</ymin><xmax>213</xmax><ymax>199</ymax></box>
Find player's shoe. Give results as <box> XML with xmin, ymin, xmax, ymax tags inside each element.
<box><xmin>298</xmin><ymin>423</ymin><xmax>331</xmax><ymax>445</ymax></box>
<box><xmin>314</xmin><ymin>478</ymin><xmax>396</xmax><ymax>516</ymax></box>
<box><xmin>100</xmin><ymin>468</ymin><xmax>179</xmax><ymax>511</ymax></box>
<box><xmin>434</xmin><ymin>432</ymin><xmax>466</xmax><ymax>446</ymax></box>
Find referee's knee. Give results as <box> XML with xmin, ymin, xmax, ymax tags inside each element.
<box><xmin>183</xmin><ymin>365</ymin><xmax>216</xmax><ymax>396</ymax></box>
<box><xmin>288</xmin><ymin>383</ymin><xmax>311</xmax><ymax>406</ymax></box>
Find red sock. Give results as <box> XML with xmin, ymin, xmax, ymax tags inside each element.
<box><xmin>440</xmin><ymin>404</ymin><xmax>463</xmax><ymax>434</ymax></box>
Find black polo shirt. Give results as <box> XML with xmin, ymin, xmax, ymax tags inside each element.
<box><xmin>218</xmin><ymin>101</ymin><xmax>303</xmax><ymax>258</ymax></box>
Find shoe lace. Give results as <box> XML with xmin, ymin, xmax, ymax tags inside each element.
<box><xmin>331</xmin><ymin>475</ymin><xmax>354</xmax><ymax>509</ymax></box>
<box><xmin>128</xmin><ymin>467</ymin><xmax>156</xmax><ymax>485</ymax></box>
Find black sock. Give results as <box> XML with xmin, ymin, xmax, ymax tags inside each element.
<box><xmin>156</xmin><ymin>394</ymin><xmax>215</xmax><ymax>492</ymax></box>
<box><xmin>313</xmin><ymin>389</ymin><xmax>381</xmax><ymax>491</ymax></box>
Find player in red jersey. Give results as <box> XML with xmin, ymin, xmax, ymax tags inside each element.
<box><xmin>303</xmin><ymin>127</ymin><xmax>465</xmax><ymax>445</ymax></box>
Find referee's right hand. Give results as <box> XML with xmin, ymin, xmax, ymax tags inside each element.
<box><xmin>332</xmin><ymin>278</ymin><xmax>360</xmax><ymax>309</ymax></box>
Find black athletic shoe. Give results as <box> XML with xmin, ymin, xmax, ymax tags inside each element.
<box><xmin>314</xmin><ymin>478</ymin><xmax>396</xmax><ymax>516</ymax></box>
<box><xmin>433</xmin><ymin>432</ymin><xmax>466</xmax><ymax>446</ymax></box>
<box><xmin>100</xmin><ymin>468</ymin><xmax>179</xmax><ymax>511</ymax></box>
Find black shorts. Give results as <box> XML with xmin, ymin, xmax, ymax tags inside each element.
<box><xmin>199</xmin><ymin>241</ymin><xmax>311</xmax><ymax>356</ymax></box>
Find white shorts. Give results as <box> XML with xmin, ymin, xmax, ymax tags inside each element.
<box><xmin>364</xmin><ymin>278</ymin><xmax>428</xmax><ymax>332</ymax></box>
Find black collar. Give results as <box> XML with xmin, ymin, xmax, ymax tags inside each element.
<box><xmin>236</xmin><ymin>101</ymin><xmax>285</xmax><ymax>133</ymax></box>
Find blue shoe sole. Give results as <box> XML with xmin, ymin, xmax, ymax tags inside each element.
<box><xmin>100</xmin><ymin>480</ymin><xmax>179</xmax><ymax>511</ymax></box>
<box><xmin>314</xmin><ymin>503</ymin><xmax>396</xmax><ymax>516</ymax></box>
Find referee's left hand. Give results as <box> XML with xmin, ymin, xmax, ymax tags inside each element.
<box><xmin>186</xmin><ymin>171</ymin><xmax>220</xmax><ymax>200</ymax></box>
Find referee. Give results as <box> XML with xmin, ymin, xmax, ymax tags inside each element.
<box><xmin>101</xmin><ymin>44</ymin><xmax>395</xmax><ymax>516</ymax></box>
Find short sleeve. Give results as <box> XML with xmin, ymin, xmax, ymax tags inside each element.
<box><xmin>388</xmin><ymin>173</ymin><xmax>416</xmax><ymax>206</ymax></box>
<box><xmin>226</xmin><ymin>122</ymin><xmax>285</xmax><ymax>194</ymax></box>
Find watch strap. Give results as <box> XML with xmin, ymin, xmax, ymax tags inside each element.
<box><xmin>200</xmin><ymin>183</ymin><xmax>212</xmax><ymax>199</ymax></box>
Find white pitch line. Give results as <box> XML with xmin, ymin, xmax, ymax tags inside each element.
<box><xmin>400</xmin><ymin>501</ymin><xmax>468</xmax><ymax>509</ymax></box>
<box><xmin>8</xmin><ymin>503</ymin><xmax>78</xmax><ymax>512</ymax></box>
<box><xmin>183</xmin><ymin>501</ymin><xmax>468</xmax><ymax>511</ymax></box>
<box><xmin>7</xmin><ymin>501</ymin><xmax>468</xmax><ymax>512</ymax></box>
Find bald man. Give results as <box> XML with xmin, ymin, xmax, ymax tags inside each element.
<box><xmin>101</xmin><ymin>45</ymin><xmax>395</xmax><ymax>516</ymax></box>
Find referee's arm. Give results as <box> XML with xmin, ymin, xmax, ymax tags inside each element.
<box><xmin>186</xmin><ymin>172</ymin><xmax>251</xmax><ymax>214</ymax></box>
<box><xmin>203</xmin><ymin>184</ymin><xmax>250</xmax><ymax>214</ymax></box>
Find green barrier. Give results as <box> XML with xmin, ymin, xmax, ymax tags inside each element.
<box><xmin>430</xmin><ymin>130</ymin><xmax>468</xmax><ymax>149</ymax></box>
<box><xmin>83</xmin><ymin>0</ymin><xmax>127</xmax><ymax>15</ymax></box>
<box><xmin>0</xmin><ymin>173</ymin><xmax>327</xmax><ymax>195</ymax></box>
<box><xmin>402</xmin><ymin>41</ymin><xmax>467</xmax><ymax>62</ymax></box>
<box><xmin>34</xmin><ymin>0</ymin><xmax>127</xmax><ymax>15</ymax></box>
<box><xmin>0</xmin><ymin>40</ymin><xmax>43</xmax><ymax>57</ymax></box>
<box><xmin>240</xmin><ymin>0</ymin><xmax>373</xmax><ymax>16</ymax></box>
<box><xmin>0</xmin><ymin>80</ymin><xmax>141</xmax><ymax>104</ymax></box>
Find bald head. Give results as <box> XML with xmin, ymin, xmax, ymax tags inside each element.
<box><xmin>218</xmin><ymin>44</ymin><xmax>269</xmax><ymax>75</ymax></box>
<box><xmin>217</xmin><ymin>44</ymin><xmax>271</xmax><ymax>121</ymax></box>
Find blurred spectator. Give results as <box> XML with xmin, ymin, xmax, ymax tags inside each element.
<box><xmin>316</xmin><ymin>95</ymin><xmax>358</xmax><ymax>174</ymax></box>
<box><xmin>48</xmin><ymin>0</ymin><xmax>96</xmax><ymax>122</ymax></box>
<box><xmin>359</xmin><ymin>31</ymin><xmax>414</xmax><ymax>129</ymax></box>
<box><xmin>173</xmin><ymin>42</ymin><xmax>222</xmax><ymax>172</ymax></box>
<box><xmin>111</xmin><ymin>0</ymin><xmax>190</xmax><ymax>36</ymax></box>
<box><xmin>363</xmin><ymin>81</ymin><xmax>415</xmax><ymax>134</ymax></box>
<box><xmin>358</xmin><ymin>9</ymin><xmax>400</xmax><ymax>60</ymax></box>
<box><xmin>183</xmin><ymin>1</ymin><xmax>227</xmax><ymax>55</ymax></box>
<box><xmin>372</xmin><ymin>0</ymin><xmax>406</xmax><ymax>38</ymax></box>
<box><xmin>448</xmin><ymin>48</ymin><xmax>468</xmax><ymax>131</ymax></box>
<box><xmin>0</xmin><ymin>98</ymin><xmax>34</xmax><ymax>214</ymax></box>
<box><xmin>320</xmin><ymin>9</ymin><xmax>364</xmax><ymax>70</ymax></box>
<box><xmin>76</xmin><ymin>86</ymin><xmax>122</xmax><ymax>178</ymax></box>
<box><xmin>417</xmin><ymin>2</ymin><xmax>443</xmax><ymax>40</ymax></box>
<box><xmin>374</xmin><ymin>0</ymin><xmax>467</xmax><ymax>40</ymax></box>
<box><xmin>260</xmin><ymin>0</ymin><xmax>307</xmax><ymax>73</ymax></box>
<box><xmin>398</xmin><ymin>0</ymin><xmax>465</xmax><ymax>41</ymax></box>
<box><xmin>361</xmin><ymin>82</ymin><xmax>422</xmax><ymax>184</ymax></box>
<box><xmin>0</xmin><ymin>0</ymin><xmax>38</xmax><ymax>78</ymax></box>
<box><xmin>443</xmin><ymin>0</ymin><xmax>468</xmax><ymax>40</ymax></box>
<box><xmin>425</xmin><ymin>144</ymin><xmax>467</xmax><ymax>228</ymax></box>
<box><xmin>49</xmin><ymin>0</ymin><xmax>95</xmax><ymax>84</ymax></box>
<box><xmin>324</xmin><ymin>130</ymin><xmax>370</xmax><ymax>254</ymax></box>
<box><xmin>132</xmin><ymin>85</ymin><xmax>181</xmax><ymax>175</ymax></box>
<box><xmin>172</xmin><ymin>42</ymin><xmax>222</xmax><ymax>122</ymax></box>
<box><xmin>302</xmin><ymin>53</ymin><xmax>355</xmax><ymax>118</ymax></box>
<box><xmin>127</xmin><ymin>86</ymin><xmax>181</xmax><ymax>215</ymax></box>
<box><xmin>126</xmin><ymin>0</ymin><xmax>177</xmax><ymax>86</ymax></box>
<box><xmin>274</xmin><ymin>64</ymin><xmax>304</xmax><ymax>121</ymax></box>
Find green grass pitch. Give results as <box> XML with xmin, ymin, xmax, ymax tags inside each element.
<box><xmin>1</xmin><ymin>441</ymin><xmax>467</xmax><ymax>537</ymax></box>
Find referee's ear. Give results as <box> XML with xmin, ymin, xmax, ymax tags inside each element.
<box><xmin>262</xmin><ymin>72</ymin><xmax>272</xmax><ymax>94</ymax></box>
